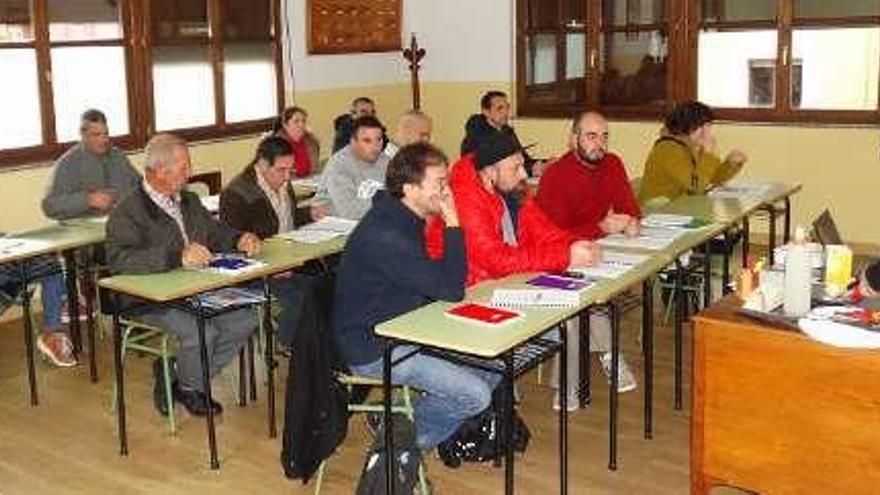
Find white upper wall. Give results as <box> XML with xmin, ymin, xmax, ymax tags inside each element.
<box><xmin>282</xmin><ymin>0</ymin><xmax>513</xmax><ymax>92</ymax></box>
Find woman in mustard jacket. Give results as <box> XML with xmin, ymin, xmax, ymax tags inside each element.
<box><xmin>639</xmin><ymin>101</ymin><xmax>748</xmax><ymax>203</ymax></box>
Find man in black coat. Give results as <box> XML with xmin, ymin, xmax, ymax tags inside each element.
<box><xmin>333</xmin><ymin>142</ymin><xmax>500</xmax><ymax>451</ymax></box>
<box><xmin>106</xmin><ymin>133</ymin><xmax>262</xmax><ymax>417</ymax></box>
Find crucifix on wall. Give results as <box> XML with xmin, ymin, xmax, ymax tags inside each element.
<box><xmin>402</xmin><ymin>33</ymin><xmax>426</xmax><ymax>110</ymax></box>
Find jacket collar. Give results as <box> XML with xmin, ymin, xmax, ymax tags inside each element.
<box><xmin>372</xmin><ymin>190</ymin><xmax>425</xmax><ymax>232</ymax></box>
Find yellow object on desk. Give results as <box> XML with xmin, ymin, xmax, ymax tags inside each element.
<box><xmin>824</xmin><ymin>244</ymin><xmax>853</xmax><ymax>296</ymax></box>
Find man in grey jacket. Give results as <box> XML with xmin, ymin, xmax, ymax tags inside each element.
<box><xmin>314</xmin><ymin>115</ymin><xmax>389</xmax><ymax>220</ymax></box>
<box><xmin>43</xmin><ymin>109</ymin><xmax>140</xmax><ymax>220</ymax></box>
<box><xmin>106</xmin><ymin>133</ymin><xmax>261</xmax><ymax>417</ymax></box>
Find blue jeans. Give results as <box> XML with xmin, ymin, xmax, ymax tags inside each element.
<box><xmin>350</xmin><ymin>346</ymin><xmax>501</xmax><ymax>449</ymax></box>
<box><xmin>0</xmin><ymin>256</ymin><xmax>65</xmax><ymax>332</ymax></box>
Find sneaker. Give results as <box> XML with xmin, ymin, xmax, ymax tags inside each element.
<box><xmin>36</xmin><ymin>332</ymin><xmax>77</xmax><ymax>367</ymax></box>
<box><xmin>599</xmin><ymin>353</ymin><xmax>637</xmax><ymax>393</ymax></box>
<box><xmin>552</xmin><ymin>390</ymin><xmax>579</xmax><ymax>412</ymax></box>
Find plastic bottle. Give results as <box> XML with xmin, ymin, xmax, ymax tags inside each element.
<box><xmin>783</xmin><ymin>227</ymin><xmax>812</xmax><ymax>317</ymax></box>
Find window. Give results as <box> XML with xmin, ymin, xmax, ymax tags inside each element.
<box><xmin>0</xmin><ymin>0</ymin><xmax>283</xmax><ymax>166</ymax></box>
<box><xmin>517</xmin><ymin>0</ymin><xmax>880</xmax><ymax>124</ymax></box>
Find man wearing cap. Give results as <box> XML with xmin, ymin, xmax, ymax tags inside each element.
<box><xmin>537</xmin><ymin>110</ymin><xmax>641</xmax><ymax>403</ymax></box>
<box><xmin>442</xmin><ymin>132</ymin><xmax>599</xmax><ymax>284</ymax></box>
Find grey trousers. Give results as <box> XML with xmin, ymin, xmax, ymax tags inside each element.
<box><xmin>550</xmin><ymin>312</ymin><xmax>617</xmax><ymax>392</ymax></box>
<box><xmin>138</xmin><ymin>306</ymin><xmax>257</xmax><ymax>392</ymax></box>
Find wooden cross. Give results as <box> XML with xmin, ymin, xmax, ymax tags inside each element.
<box><xmin>402</xmin><ymin>33</ymin><xmax>426</xmax><ymax>110</ymax></box>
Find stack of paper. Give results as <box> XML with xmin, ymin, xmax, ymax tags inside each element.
<box><xmin>292</xmin><ymin>175</ymin><xmax>321</xmax><ymax>190</ymax></box>
<box><xmin>571</xmin><ymin>251</ymin><xmax>649</xmax><ymax>279</ymax></box>
<box><xmin>641</xmin><ymin>213</ymin><xmax>693</xmax><ymax>228</ymax></box>
<box><xmin>491</xmin><ymin>288</ymin><xmax>580</xmax><ymax>309</ymax></box>
<box><xmin>708</xmin><ymin>181</ymin><xmax>773</xmax><ymax>199</ymax></box>
<box><xmin>598</xmin><ymin>225</ymin><xmax>687</xmax><ymax>251</ymax></box>
<box><xmin>0</xmin><ymin>238</ymin><xmax>52</xmax><ymax>257</ymax></box>
<box><xmin>200</xmin><ymin>195</ymin><xmax>220</xmax><ymax>213</ymax></box>
<box><xmin>278</xmin><ymin>216</ymin><xmax>357</xmax><ymax>244</ymax></box>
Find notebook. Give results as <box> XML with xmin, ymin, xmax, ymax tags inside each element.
<box><xmin>527</xmin><ymin>274</ymin><xmax>592</xmax><ymax>291</ymax></box>
<box><xmin>490</xmin><ymin>288</ymin><xmax>580</xmax><ymax>309</ymax></box>
<box><xmin>445</xmin><ymin>303</ymin><xmax>523</xmax><ymax>327</ymax></box>
<box><xmin>194</xmin><ymin>287</ymin><xmax>266</xmax><ymax>310</ymax></box>
<box><xmin>201</xmin><ymin>254</ymin><xmax>266</xmax><ymax>275</ymax></box>
<box><xmin>572</xmin><ymin>252</ymin><xmax>650</xmax><ymax>279</ymax></box>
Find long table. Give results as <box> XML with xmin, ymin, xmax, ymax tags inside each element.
<box><xmin>0</xmin><ymin>220</ymin><xmax>106</xmax><ymax>404</ymax></box>
<box><xmin>374</xmin><ymin>181</ymin><xmax>803</xmax><ymax>492</ymax></box>
<box><xmin>98</xmin><ymin>236</ymin><xmax>344</xmax><ymax>469</ymax></box>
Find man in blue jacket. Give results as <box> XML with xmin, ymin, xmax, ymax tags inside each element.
<box><xmin>333</xmin><ymin>142</ymin><xmax>499</xmax><ymax>451</ymax></box>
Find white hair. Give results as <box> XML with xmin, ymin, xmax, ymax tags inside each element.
<box><xmin>143</xmin><ymin>133</ymin><xmax>187</xmax><ymax>172</ymax></box>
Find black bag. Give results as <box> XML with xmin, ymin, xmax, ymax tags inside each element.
<box><xmin>356</xmin><ymin>415</ymin><xmax>422</xmax><ymax>495</ymax></box>
<box><xmin>436</xmin><ymin>400</ymin><xmax>530</xmax><ymax>469</ymax></box>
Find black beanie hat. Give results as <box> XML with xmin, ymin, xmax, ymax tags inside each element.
<box><xmin>474</xmin><ymin>132</ymin><xmax>530</xmax><ymax>170</ymax></box>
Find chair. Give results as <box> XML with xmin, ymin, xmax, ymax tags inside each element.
<box><xmin>312</xmin><ymin>373</ymin><xmax>429</xmax><ymax>495</ymax></box>
<box><xmin>187</xmin><ymin>171</ymin><xmax>222</xmax><ymax>196</ymax></box>
<box><xmin>113</xmin><ymin>320</ymin><xmax>179</xmax><ymax>434</ymax></box>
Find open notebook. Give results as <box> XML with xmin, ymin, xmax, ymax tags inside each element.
<box><xmin>490</xmin><ymin>288</ymin><xmax>580</xmax><ymax>309</ymax></box>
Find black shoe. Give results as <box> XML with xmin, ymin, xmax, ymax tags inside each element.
<box><xmin>152</xmin><ymin>358</ymin><xmax>178</xmax><ymax>417</ymax></box>
<box><xmin>175</xmin><ymin>388</ymin><xmax>223</xmax><ymax>417</ymax></box>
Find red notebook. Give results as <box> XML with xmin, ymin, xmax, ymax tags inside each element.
<box><xmin>445</xmin><ymin>303</ymin><xmax>523</xmax><ymax>327</ymax></box>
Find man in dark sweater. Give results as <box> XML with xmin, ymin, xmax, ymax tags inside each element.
<box><xmin>106</xmin><ymin>133</ymin><xmax>261</xmax><ymax>417</ymax></box>
<box><xmin>333</xmin><ymin>142</ymin><xmax>499</xmax><ymax>450</ymax></box>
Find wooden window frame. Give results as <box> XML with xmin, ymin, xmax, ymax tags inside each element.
<box><xmin>0</xmin><ymin>0</ymin><xmax>284</xmax><ymax>168</ymax></box>
<box><xmin>516</xmin><ymin>0</ymin><xmax>880</xmax><ymax>125</ymax></box>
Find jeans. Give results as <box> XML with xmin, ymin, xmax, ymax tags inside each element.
<box><xmin>350</xmin><ymin>346</ymin><xmax>501</xmax><ymax>449</ymax></box>
<box><xmin>137</xmin><ymin>306</ymin><xmax>257</xmax><ymax>392</ymax></box>
<box><xmin>0</xmin><ymin>255</ymin><xmax>66</xmax><ymax>332</ymax></box>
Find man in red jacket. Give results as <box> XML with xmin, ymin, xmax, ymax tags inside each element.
<box><xmin>448</xmin><ymin>132</ymin><xmax>599</xmax><ymax>287</ymax></box>
<box><xmin>537</xmin><ymin>111</ymin><xmax>641</xmax><ymax>405</ymax></box>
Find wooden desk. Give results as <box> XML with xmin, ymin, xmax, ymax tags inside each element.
<box><xmin>0</xmin><ymin>221</ymin><xmax>106</xmax><ymax>402</ymax></box>
<box><xmin>692</xmin><ymin>297</ymin><xmax>880</xmax><ymax>494</ymax></box>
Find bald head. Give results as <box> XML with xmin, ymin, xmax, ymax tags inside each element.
<box><xmin>393</xmin><ymin>110</ymin><xmax>432</xmax><ymax>147</ymax></box>
<box><xmin>571</xmin><ymin>111</ymin><xmax>607</xmax><ymax>135</ymax></box>
<box><xmin>571</xmin><ymin>111</ymin><xmax>609</xmax><ymax>166</ymax></box>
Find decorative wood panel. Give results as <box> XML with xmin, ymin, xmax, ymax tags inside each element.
<box><xmin>307</xmin><ymin>0</ymin><xmax>401</xmax><ymax>55</ymax></box>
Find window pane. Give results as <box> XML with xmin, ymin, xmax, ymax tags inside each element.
<box><xmin>602</xmin><ymin>0</ymin><xmax>665</xmax><ymax>26</ymax></box>
<box><xmin>152</xmin><ymin>45</ymin><xmax>214</xmax><ymax>131</ymax></box>
<box><xmin>599</xmin><ymin>31</ymin><xmax>667</xmax><ymax>106</ymax></box>
<box><xmin>698</xmin><ymin>30</ymin><xmax>778</xmax><ymax>108</ymax></box>
<box><xmin>0</xmin><ymin>0</ymin><xmax>33</xmax><ymax>42</ymax></box>
<box><xmin>792</xmin><ymin>28</ymin><xmax>880</xmax><ymax>110</ymax></box>
<box><xmin>222</xmin><ymin>0</ymin><xmax>271</xmax><ymax>41</ymax></box>
<box><xmin>527</xmin><ymin>0</ymin><xmax>560</xmax><ymax>30</ymax></box>
<box><xmin>152</xmin><ymin>0</ymin><xmax>209</xmax><ymax>43</ymax></box>
<box><xmin>47</xmin><ymin>0</ymin><xmax>122</xmax><ymax>41</ymax></box>
<box><xmin>701</xmin><ymin>0</ymin><xmax>776</xmax><ymax>23</ymax></box>
<box><xmin>563</xmin><ymin>0</ymin><xmax>586</xmax><ymax>26</ymax></box>
<box><xmin>224</xmin><ymin>43</ymin><xmax>277</xmax><ymax>123</ymax></box>
<box><xmin>0</xmin><ymin>49</ymin><xmax>41</xmax><ymax>149</ymax></box>
<box><xmin>566</xmin><ymin>32</ymin><xmax>586</xmax><ymax>80</ymax></box>
<box><xmin>526</xmin><ymin>34</ymin><xmax>557</xmax><ymax>85</ymax></box>
<box><xmin>52</xmin><ymin>47</ymin><xmax>129</xmax><ymax>142</ymax></box>
<box><xmin>794</xmin><ymin>0</ymin><xmax>880</xmax><ymax>19</ymax></box>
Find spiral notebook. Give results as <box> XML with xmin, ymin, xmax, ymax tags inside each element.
<box><xmin>490</xmin><ymin>288</ymin><xmax>580</xmax><ymax>309</ymax></box>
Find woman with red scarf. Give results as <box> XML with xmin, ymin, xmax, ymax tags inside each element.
<box><xmin>275</xmin><ymin>106</ymin><xmax>321</xmax><ymax>178</ymax></box>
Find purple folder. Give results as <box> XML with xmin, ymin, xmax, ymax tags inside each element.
<box><xmin>527</xmin><ymin>274</ymin><xmax>590</xmax><ymax>291</ymax></box>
